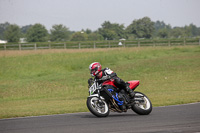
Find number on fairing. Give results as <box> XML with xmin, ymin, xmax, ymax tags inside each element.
<box><xmin>89</xmin><ymin>83</ymin><xmax>96</xmax><ymax>95</ymax></box>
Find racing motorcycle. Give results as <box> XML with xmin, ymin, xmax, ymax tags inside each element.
<box><xmin>86</xmin><ymin>79</ymin><xmax>152</xmax><ymax>117</ymax></box>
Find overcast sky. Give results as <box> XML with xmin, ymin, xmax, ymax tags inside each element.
<box><xmin>0</xmin><ymin>0</ymin><xmax>200</xmax><ymax>31</ymax></box>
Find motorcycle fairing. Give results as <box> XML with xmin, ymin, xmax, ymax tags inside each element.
<box><xmin>127</xmin><ymin>80</ymin><xmax>140</xmax><ymax>90</ymax></box>
<box><xmin>102</xmin><ymin>80</ymin><xmax>117</xmax><ymax>88</ymax></box>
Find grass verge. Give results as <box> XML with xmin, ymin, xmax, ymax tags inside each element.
<box><xmin>0</xmin><ymin>46</ymin><xmax>200</xmax><ymax>118</ymax></box>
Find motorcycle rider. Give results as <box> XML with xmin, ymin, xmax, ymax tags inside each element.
<box><xmin>88</xmin><ymin>62</ymin><xmax>135</xmax><ymax>98</ymax></box>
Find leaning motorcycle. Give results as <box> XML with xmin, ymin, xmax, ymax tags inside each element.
<box><xmin>86</xmin><ymin>79</ymin><xmax>152</xmax><ymax>117</ymax></box>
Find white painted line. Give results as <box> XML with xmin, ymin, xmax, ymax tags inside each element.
<box><xmin>154</xmin><ymin>102</ymin><xmax>200</xmax><ymax>108</ymax></box>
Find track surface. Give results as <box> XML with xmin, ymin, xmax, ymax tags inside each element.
<box><xmin>0</xmin><ymin>103</ymin><xmax>200</xmax><ymax>133</ymax></box>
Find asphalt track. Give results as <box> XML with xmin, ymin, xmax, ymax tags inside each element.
<box><xmin>0</xmin><ymin>102</ymin><xmax>200</xmax><ymax>133</ymax></box>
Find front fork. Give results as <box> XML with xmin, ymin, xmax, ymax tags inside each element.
<box><xmin>88</xmin><ymin>89</ymin><xmax>104</xmax><ymax>103</ymax></box>
<box><xmin>97</xmin><ymin>89</ymin><xmax>104</xmax><ymax>103</ymax></box>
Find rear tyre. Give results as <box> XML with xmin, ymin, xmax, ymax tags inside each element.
<box><xmin>87</xmin><ymin>97</ymin><xmax>109</xmax><ymax>117</ymax></box>
<box><xmin>131</xmin><ymin>91</ymin><xmax>152</xmax><ymax>115</ymax></box>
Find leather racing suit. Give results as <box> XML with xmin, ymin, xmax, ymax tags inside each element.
<box><xmin>88</xmin><ymin>68</ymin><xmax>135</xmax><ymax>98</ymax></box>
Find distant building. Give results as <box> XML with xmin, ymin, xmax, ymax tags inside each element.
<box><xmin>119</xmin><ymin>38</ymin><xmax>126</xmax><ymax>41</ymax></box>
<box><xmin>0</xmin><ymin>40</ymin><xmax>7</xmax><ymax>44</ymax></box>
<box><xmin>19</xmin><ymin>38</ymin><xmax>27</xmax><ymax>43</ymax></box>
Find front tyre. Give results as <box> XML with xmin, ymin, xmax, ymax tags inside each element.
<box><xmin>87</xmin><ymin>97</ymin><xmax>109</xmax><ymax>117</ymax></box>
<box><xmin>131</xmin><ymin>92</ymin><xmax>152</xmax><ymax>115</ymax></box>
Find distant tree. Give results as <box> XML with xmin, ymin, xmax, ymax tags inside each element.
<box><xmin>50</xmin><ymin>24</ymin><xmax>70</xmax><ymax>41</ymax></box>
<box><xmin>88</xmin><ymin>32</ymin><xmax>104</xmax><ymax>41</ymax></box>
<box><xmin>184</xmin><ymin>25</ymin><xmax>193</xmax><ymax>37</ymax></box>
<box><xmin>154</xmin><ymin>21</ymin><xmax>171</xmax><ymax>31</ymax></box>
<box><xmin>170</xmin><ymin>27</ymin><xmax>185</xmax><ymax>38</ymax></box>
<box><xmin>4</xmin><ymin>24</ymin><xmax>21</xmax><ymax>42</ymax></box>
<box><xmin>157</xmin><ymin>28</ymin><xmax>169</xmax><ymax>38</ymax></box>
<box><xmin>21</xmin><ymin>24</ymin><xmax>33</xmax><ymax>38</ymax></box>
<box><xmin>0</xmin><ymin>22</ymin><xmax>10</xmax><ymax>40</ymax></box>
<box><xmin>21</xmin><ymin>25</ymin><xmax>33</xmax><ymax>34</ymax></box>
<box><xmin>154</xmin><ymin>21</ymin><xmax>171</xmax><ymax>38</ymax></box>
<box><xmin>98</xmin><ymin>21</ymin><xmax>126</xmax><ymax>40</ymax></box>
<box><xmin>98</xmin><ymin>28</ymin><xmax>118</xmax><ymax>40</ymax></box>
<box><xmin>190</xmin><ymin>24</ymin><xmax>200</xmax><ymax>36</ymax></box>
<box><xmin>183</xmin><ymin>24</ymin><xmax>200</xmax><ymax>37</ymax></box>
<box><xmin>126</xmin><ymin>17</ymin><xmax>155</xmax><ymax>38</ymax></box>
<box><xmin>71</xmin><ymin>32</ymin><xmax>88</xmax><ymax>41</ymax></box>
<box><xmin>83</xmin><ymin>28</ymin><xmax>92</xmax><ymax>34</ymax></box>
<box><xmin>26</xmin><ymin>23</ymin><xmax>48</xmax><ymax>42</ymax></box>
<box><xmin>79</xmin><ymin>29</ymin><xmax>103</xmax><ymax>41</ymax></box>
<box><xmin>197</xmin><ymin>27</ymin><xmax>200</xmax><ymax>37</ymax></box>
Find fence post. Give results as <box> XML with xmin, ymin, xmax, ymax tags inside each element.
<box><xmin>199</xmin><ymin>38</ymin><xmax>200</xmax><ymax>45</ymax></box>
<box><xmin>49</xmin><ymin>43</ymin><xmax>51</xmax><ymax>49</ymax></box>
<box><xmin>64</xmin><ymin>43</ymin><xmax>66</xmax><ymax>49</ymax></box>
<box><xmin>79</xmin><ymin>43</ymin><xmax>81</xmax><ymax>49</ymax></box>
<box><xmin>94</xmin><ymin>42</ymin><xmax>96</xmax><ymax>49</ymax></box>
<box><xmin>184</xmin><ymin>37</ymin><xmax>186</xmax><ymax>46</ymax></box>
<box><xmin>109</xmin><ymin>41</ymin><xmax>110</xmax><ymax>48</ymax></box>
<box><xmin>168</xmin><ymin>40</ymin><xmax>171</xmax><ymax>47</ymax></box>
<box><xmin>34</xmin><ymin>43</ymin><xmax>37</xmax><ymax>50</ymax></box>
<box><xmin>19</xmin><ymin>44</ymin><xmax>21</xmax><ymax>50</ymax></box>
<box><xmin>4</xmin><ymin>44</ymin><xmax>6</xmax><ymax>50</ymax></box>
<box><xmin>138</xmin><ymin>41</ymin><xmax>140</xmax><ymax>47</ymax></box>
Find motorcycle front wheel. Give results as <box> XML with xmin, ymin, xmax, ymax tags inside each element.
<box><xmin>87</xmin><ymin>97</ymin><xmax>109</xmax><ymax>117</ymax></box>
<box><xmin>131</xmin><ymin>91</ymin><xmax>152</xmax><ymax>115</ymax></box>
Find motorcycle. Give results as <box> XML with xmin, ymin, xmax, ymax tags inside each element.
<box><xmin>86</xmin><ymin>79</ymin><xmax>152</xmax><ymax>117</ymax></box>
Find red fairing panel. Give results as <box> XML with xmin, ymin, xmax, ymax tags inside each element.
<box><xmin>128</xmin><ymin>80</ymin><xmax>140</xmax><ymax>90</ymax></box>
<box><xmin>102</xmin><ymin>80</ymin><xmax>117</xmax><ymax>88</ymax></box>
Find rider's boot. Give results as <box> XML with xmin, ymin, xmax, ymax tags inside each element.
<box><xmin>125</xmin><ymin>85</ymin><xmax>135</xmax><ymax>98</ymax></box>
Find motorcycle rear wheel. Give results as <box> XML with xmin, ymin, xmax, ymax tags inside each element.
<box><xmin>87</xmin><ymin>97</ymin><xmax>110</xmax><ymax>117</ymax></box>
<box><xmin>131</xmin><ymin>91</ymin><xmax>152</xmax><ymax>115</ymax></box>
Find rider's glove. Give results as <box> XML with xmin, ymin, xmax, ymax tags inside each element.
<box><xmin>88</xmin><ymin>78</ymin><xmax>94</xmax><ymax>88</ymax></box>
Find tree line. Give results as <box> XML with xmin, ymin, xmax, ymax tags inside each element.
<box><xmin>0</xmin><ymin>17</ymin><xmax>200</xmax><ymax>43</ymax></box>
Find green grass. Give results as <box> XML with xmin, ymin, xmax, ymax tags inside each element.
<box><xmin>0</xmin><ymin>46</ymin><xmax>200</xmax><ymax>118</ymax></box>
